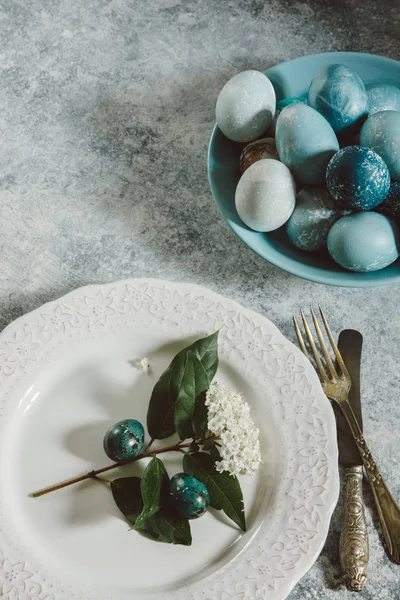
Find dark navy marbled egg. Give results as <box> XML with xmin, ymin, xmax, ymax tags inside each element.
<box><xmin>275</xmin><ymin>103</ymin><xmax>339</xmax><ymax>185</ymax></box>
<box><xmin>366</xmin><ymin>84</ymin><xmax>400</xmax><ymax>116</ymax></box>
<box><xmin>360</xmin><ymin>110</ymin><xmax>400</xmax><ymax>181</ymax></box>
<box><xmin>308</xmin><ymin>64</ymin><xmax>368</xmax><ymax>135</ymax></box>
<box><xmin>103</xmin><ymin>419</ymin><xmax>145</xmax><ymax>462</ymax></box>
<box><xmin>326</xmin><ymin>146</ymin><xmax>390</xmax><ymax>210</ymax></box>
<box><xmin>376</xmin><ymin>181</ymin><xmax>400</xmax><ymax>222</ymax></box>
<box><xmin>169</xmin><ymin>473</ymin><xmax>210</xmax><ymax>520</ymax></box>
<box><xmin>328</xmin><ymin>212</ymin><xmax>399</xmax><ymax>272</ymax></box>
<box><xmin>286</xmin><ymin>187</ymin><xmax>350</xmax><ymax>251</ymax></box>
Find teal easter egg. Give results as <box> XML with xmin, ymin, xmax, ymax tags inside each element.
<box><xmin>216</xmin><ymin>70</ymin><xmax>276</xmax><ymax>142</ymax></box>
<box><xmin>169</xmin><ymin>473</ymin><xmax>210</xmax><ymax>519</ymax></box>
<box><xmin>360</xmin><ymin>111</ymin><xmax>400</xmax><ymax>181</ymax></box>
<box><xmin>326</xmin><ymin>146</ymin><xmax>390</xmax><ymax>210</ymax></box>
<box><xmin>235</xmin><ymin>159</ymin><xmax>296</xmax><ymax>232</ymax></box>
<box><xmin>366</xmin><ymin>84</ymin><xmax>400</xmax><ymax>115</ymax></box>
<box><xmin>376</xmin><ymin>181</ymin><xmax>400</xmax><ymax>222</ymax></box>
<box><xmin>270</xmin><ymin>96</ymin><xmax>306</xmax><ymax>135</ymax></box>
<box><xmin>275</xmin><ymin>103</ymin><xmax>339</xmax><ymax>185</ymax></box>
<box><xmin>103</xmin><ymin>419</ymin><xmax>145</xmax><ymax>462</ymax></box>
<box><xmin>328</xmin><ymin>212</ymin><xmax>399</xmax><ymax>272</ymax></box>
<box><xmin>308</xmin><ymin>64</ymin><xmax>368</xmax><ymax>135</ymax></box>
<box><xmin>286</xmin><ymin>187</ymin><xmax>350</xmax><ymax>251</ymax></box>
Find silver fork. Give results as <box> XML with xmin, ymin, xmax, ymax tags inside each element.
<box><xmin>293</xmin><ymin>307</ymin><xmax>400</xmax><ymax>565</ymax></box>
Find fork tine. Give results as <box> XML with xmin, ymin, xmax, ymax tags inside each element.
<box><xmin>310</xmin><ymin>307</ymin><xmax>339</xmax><ymax>379</ymax></box>
<box><xmin>300</xmin><ymin>310</ymin><xmax>329</xmax><ymax>382</ymax></box>
<box><xmin>319</xmin><ymin>306</ymin><xmax>349</xmax><ymax>376</ymax></box>
<box><xmin>293</xmin><ymin>315</ymin><xmax>309</xmax><ymax>358</ymax></box>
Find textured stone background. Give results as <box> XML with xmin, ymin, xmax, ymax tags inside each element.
<box><xmin>0</xmin><ymin>0</ymin><xmax>399</xmax><ymax>598</ymax></box>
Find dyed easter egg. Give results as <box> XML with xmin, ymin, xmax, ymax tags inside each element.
<box><xmin>216</xmin><ymin>70</ymin><xmax>276</xmax><ymax>142</ymax></box>
<box><xmin>366</xmin><ymin>83</ymin><xmax>400</xmax><ymax>115</ymax></box>
<box><xmin>275</xmin><ymin>103</ymin><xmax>339</xmax><ymax>185</ymax></box>
<box><xmin>235</xmin><ymin>159</ymin><xmax>296</xmax><ymax>232</ymax></box>
<box><xmin>240</xmin><ymin>137</ymin><xmax>278</xmax><ymax>173</ymax></box>
<box><xmin>286</xmin><ymin>187</ymin><xmax>350</xmax><ymax>251</ymax></box>
<box><xmin>360</xmin><ymin>111</ymin><xmax>400</xmax><ymax>181</ymax></box>
<box><xmin>270</xmin><ymin>96</ymin><xmax>306</xmax><ymax>135</ymax></box>
<box><xmin>328</xmin><ymin>212</ymin><xmax>399</xmax><ymax>272</ymax></box>
<box><xmin>326</xmin><ymin>146</ymin><xmax>390</xmax><ymax>210</ymax></box>
<box><xmin>169</xmin><ymin>473</ymin><xmax>210</xmax><ymax>519</ymax></box>
<box><xmin>103</xmin><ymin>419</ymin><xmax>145</xmax><ymax>462</ymax></box>
<box><xmin>308</xmin><ymin>64</ymin><xmax>368</xmax><ymax>134</ymax></box>
<box><xmin>376</xmin><ymin>181</ymin><xmax>400</xmax><ymax>222</ymax></box>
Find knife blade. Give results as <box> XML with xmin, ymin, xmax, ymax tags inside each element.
<box><xmin>337</xmin><ymin>329</ymin><xmax>369</xmax><ymax>592</ymax></box>
<box><xmin>336</xmin><ymin>329</ymin><xmax>363</xmax><ymax>466</ymax></box>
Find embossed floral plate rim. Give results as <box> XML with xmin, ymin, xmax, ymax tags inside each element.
<box><xmin>0</xmin><ymin>278</ymin><xmax>339</xmax><ymax>600</ymax></box>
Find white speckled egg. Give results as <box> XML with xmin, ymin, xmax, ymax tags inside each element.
<box><xmin>360</xmin><ymin>110</ymin><xmax>400</xmax><ymax>181</ymax></box>
<box><xmin>328</xmin><ymin>212</ymin><xmax>399</xmax><ymax>272</ymax></box>
<box><xmin>275</xmin><ymin>103</ymin><xmax>339</xmax><ymax>185</ymax></box>
<box><xmin>286</xmin><ymin>187</ymin><xmax>350</xmax><ymax>251</ymax></box>
<box><xmin>235</xmin><ymin>159</ymin><xmax>296</xmax><ymax>232</ymax></box>
<box><xmin>216</xmin><ymin>70</ymin><xmax>276</xmax><ymax>143</ymax></box>
<box><xmin>366</xmin><ymin>83</ymin><xmax>400</xmax><ymax>115</ymax></box>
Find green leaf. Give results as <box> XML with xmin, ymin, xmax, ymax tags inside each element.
<box><xmin>148</xmin><ymin>507</ymin><xmax>192</xmax><ymax>546</ymax></box>
<box><xmin>134</xmin><ymin>457</ymin><xmax>169</xmax><ymax>529</ymax></box>
<box><xmin>147</xmin><ymin>331</ymin><xmax>219</xmax><ymax>439</ymax></box>
<box><xmin>183</xmin><ymin>452</ymin><xmax>246</xmax><ymax>531</ymax></box>
<box><xmin>111</xmin><ymin>476</ymin><xmax>191</xmax><ymax>545</ymax></box>
<box><xmin>192</xmin><ymin>391</ymin><xmax>209</xmax><ymax>440</ymax></box>
<box><xmin>111</xmin><ymin>477</ymin><xmax>144</xmax><ymax>526</ymax></box>
<box><xmin>174</xmin><ymin>352</ymin><xmax>210</xmax><ymax>440</ymax></box>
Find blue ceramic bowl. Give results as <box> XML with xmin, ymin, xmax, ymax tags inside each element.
<box><xmin>208</xmin><ymin>52</ymin><xmax>400</xmax><ymax>287</ymax></box>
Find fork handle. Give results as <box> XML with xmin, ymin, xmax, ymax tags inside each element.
<box><xmin>339</xmin><ymin>399</ymin><xmax>400</xmax><ymax>564</ymax></box>
<box><xmin>340</xmin><ymin>465</ymin><xmax>369</xmax><ymax>591</ymax></box>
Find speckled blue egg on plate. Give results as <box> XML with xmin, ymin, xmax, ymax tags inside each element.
<box><xmin>169</xmin><ymin>473</ymin><xmax>210</xmax><ymax>519</ymax></box>
<box><xmin>366</xmin><ymin>83</ymin><xmax>400</xmax><ymax>115</ymax></box>
<box><xmin>376</xmin><ymin>181</ymin><xmax>400</xmax><ymax>222</ymax></box>
<box><xmin>328</xmin><ymin>212</ymin><xmax>399</xmax><ymax>272</ymax></box>
<box><xmin>308</xmin><ymin>64</ymin><xmax>368</xmax><ymax>135</ymax></box>
<box><xmin>286</xmin><ymin>187</ymin><xmax>350</xmax><ymax>251</ymax></box>
<box><xmin>275</xmin><ymin>103</ymin><xmax>339</xmax><ymax>185</ymax></box>
<box><xmin>360</xmin><ymin>110</ymin><xmax>400</xmax><ymax>181</ymax></box>
<box><xmin>215</xmin><ymin>70</ymin><xmax>276</xmax><ymax>142</ymax></box>
<box><xmin>326</xmin><ymin>146</ymin><xmax>390</xmax><ymax>210</ymax></box>
<box><xmin>235</xmin><ymin>158</ymin><xmax>296</xmax><ymax>232</ymax></box>
<box><xmin>103</xmin><ymin>419</ymin><xmax>145</xmax><ymax>462</ymax></box>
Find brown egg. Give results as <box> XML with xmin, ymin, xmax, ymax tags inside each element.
<box><xmin>240</xmin><ymin>138</ymin><xmax>279</xmax><ymax>173</ymax></box>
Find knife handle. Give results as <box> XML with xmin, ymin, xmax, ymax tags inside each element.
<box><xmin>340</xmin><ymin>465</ymin><xmax>369</xmax><ymax>591</ymax></box>
<box><xmin>339</xmin><ymin>399</ymin><xmax>400</xmax><ymax>564</ymax></box>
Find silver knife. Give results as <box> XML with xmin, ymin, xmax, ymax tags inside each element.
<box><xmin>337</xmin><ymin>329</ymin><xmax>369</xmax><ymax>592</ymax></box>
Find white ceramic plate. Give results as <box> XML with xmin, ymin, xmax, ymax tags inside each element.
<box><xmin>0</xmin><ymin>279</ymin><xmax>339</xmax><ymax>600</ymax></box>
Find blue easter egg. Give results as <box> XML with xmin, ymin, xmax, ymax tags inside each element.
<box><xmin>103</xmin><ymin>419</ymin><xmax>145</xmax><ymax>462</ymax></box>
<box><xmin>376</xmin><ymin>181</ymin><xmax>400</xmax><ymax>222</ymax></box>
<box><xmin>270</xmin><ymin>97</ymin><xmax>306</xmax><ymax>135</ymax></box>
<box><xmin>326</xmin><ymin>146</ymin><xmax>390</xmax><ymax>210</ymax></box>
<box><xmin>308</xmin><ymin>64</ymin><xmax>368</xmax><ymax>135</ymax></box>
<box><xmin>275</xmin><ymin>103</ymin><xmax>339</xmax><ymax>185</ymax></box>
<box><xmin>216</xmin><ymin>70</ymin><xmax>276</xmax><ymax>142</ymax></box>
<box><xmin>169</xmin><ymin>473</ymin><xmax>210</xmax><ymax>520</ymax></box>
<box><xmin>366</xmin><ymin>84</ymin><xmax>400</xmax><ymax>115</ymax></box>
<box><xmin>286</xmin><ymin>187</ymin><xmax>350</xmax><ymax>251</ymax></box>
<box><xmin>328</xmin><ymin>212</ymin><xmax>399</xmax><ymax>272</ymax></box>
<box><xmin>360</xmin><ymin>110</ymin><xmax>400</xmax><ymax>181</ymax></box>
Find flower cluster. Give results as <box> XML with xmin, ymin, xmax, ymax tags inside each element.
<box><xmin>205</xmin><ymin>381</ymin><xmax>261</xmax><ymax>476</ymax></box>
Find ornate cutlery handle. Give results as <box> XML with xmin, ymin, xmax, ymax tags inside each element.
<box><xmin>339</xmin><ymin>399</ymin><xmax>400</xmax><ymax>564</ymax></box>
<box><xmin>340</xmin><ymin>465</ymin><xmax>369</xmax><ymax>591</ymax></box>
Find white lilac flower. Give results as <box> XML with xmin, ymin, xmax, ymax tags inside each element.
<box><xmin>205</xmin><ymin>381</ymin><xmax>261</xmax><ymax>476</ymax></box>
